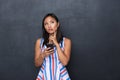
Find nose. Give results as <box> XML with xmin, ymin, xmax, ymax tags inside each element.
<box><xmin>48</xmin><ymin>23</ymin><xmax>51</xmax><ymax>28</ymax></box>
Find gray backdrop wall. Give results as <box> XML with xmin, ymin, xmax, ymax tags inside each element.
<box><xmin>0</xmin><ymin>0</ymin><xmax>120</xmax><ymax>80</ymax></box>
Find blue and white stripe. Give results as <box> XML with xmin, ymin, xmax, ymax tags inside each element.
<box><xmin>36</xmin><ymin>38</ymin><xmax>71</xmax><ymax>80</ymax></box>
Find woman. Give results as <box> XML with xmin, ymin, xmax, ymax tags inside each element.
<box><xmin>35</xmin><ymin>13</ymin><xmax>71</xmax><ymax>80</ymax></box>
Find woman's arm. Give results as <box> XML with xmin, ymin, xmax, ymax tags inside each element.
<box><xmin>34</xmin><ymin>38</ymin><xmax>54</xmax><ymax>67</ymax></box>
<box><xmin>56</xmin><ymin>38</ymin><xmax>71</xmax><ymax>66</ymax></box>
<box><xmin>34</xmin><ymin>38</ymin><xmax>44</xmax><ymax>67</ymax></box>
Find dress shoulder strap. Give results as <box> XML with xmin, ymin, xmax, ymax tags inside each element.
<box><xmin>40</xmin><ymin>38</ymin><xmax>44</xmax><ymax>48</ymax></box>
<box><xmin>60</xmin><ymin>37</ymin><xmax>65</xmax><ymax>48</ymax></box>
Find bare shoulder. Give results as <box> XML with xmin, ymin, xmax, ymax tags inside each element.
<box><xmin>64</xmin><ymin>37</ymin><xmax>71</xmax><ymax>44</ymax></box>
<box><xmin>36</xmin><ymin>38</ymin><xmax>41</xmax><ymax>44</ymax></box>
<box><xmin>35</xmin><ymin>38</ymin><xmax>41</xmax><ymax>47</ymax></box>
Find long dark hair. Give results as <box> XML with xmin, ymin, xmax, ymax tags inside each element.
<box><xmin>42</xmin><ymin>13</ymin><xmax>63</xmax><ymax>46</ymax></box>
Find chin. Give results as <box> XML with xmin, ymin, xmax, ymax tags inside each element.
<box><xmin>48</xmin><ymin>32</ymin><xmax>54</xmax><ymax>34</ymax></box>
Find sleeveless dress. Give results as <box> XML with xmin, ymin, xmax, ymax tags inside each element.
<box><xmin>36</xmin><ymin>38</ymin><xmax>71</xmax><ymax>80</ymax></box>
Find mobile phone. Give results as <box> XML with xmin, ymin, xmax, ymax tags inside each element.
<box><xmin>46</xmin><ymin>43</ymin><xmax>54</xmax><ymax>49</ymax></box>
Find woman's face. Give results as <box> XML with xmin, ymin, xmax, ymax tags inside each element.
<box><xmin>44</xmin><ymin>16</ymin><xmax>59</xmax><ymax>34</ymax></box>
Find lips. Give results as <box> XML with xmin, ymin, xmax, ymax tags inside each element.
<box><xmin>48</xmin><ymin>29</ymin><xmax>53</xmax><ymax>31</ymax></box>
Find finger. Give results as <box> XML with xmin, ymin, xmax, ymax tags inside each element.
<box><xmin>46</xmin><ymin>49</ymin><xmax>53</xmax><ymax>53</ymax></box>
<box><xmin>45</xmin><ymin>51</ymin><xmax>54</xmax><ymax>56</ymax></box>
<box><xmin>48</xmin><ymin>51</ymin><xmax>54</xmax><ymax>55</ymax></box>
<box><xmin>49</xmin><ymin>48</ymin><xmax>54</xmax><ymax>51</ymax></box>
<box><xmin>46</xmin><ymin>47</ymin><xmax>51</xmax><ymax>51</ymax></box>
<box><xmin>48</xmin><ymin>49</ymin><xmax>54</xmax><ymax>52</ymax></box>
<box><xmin>54</xmin><ymin>31</ymin><xmax>57</xmax><ymax>37</ymax></box>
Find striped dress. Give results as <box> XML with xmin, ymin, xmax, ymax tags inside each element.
<box><xmin>36</xmin><ymin>38</ymin><xmax>71</xmax><ymax>80</ymax></box>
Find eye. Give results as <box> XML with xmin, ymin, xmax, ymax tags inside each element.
<box><xmin>51</xmin><ymin>21</ymin><xmax>54</xmax><ymax>23</ymax></box>
<box><xmin>44</xmin><ymin>23</ymin><xmax>48</xmax><ymax>26</ymax></box>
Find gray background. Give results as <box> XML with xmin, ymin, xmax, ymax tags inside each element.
<box><xmin>0</xmin><ymin>0</ymin><xmax>120</xmax><ymax>80</ymax></box>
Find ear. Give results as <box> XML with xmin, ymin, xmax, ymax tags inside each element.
<box><xmin>57</xmin><ymin>22</ymin><xmax>60</xmax><ymax>28</ymax></box>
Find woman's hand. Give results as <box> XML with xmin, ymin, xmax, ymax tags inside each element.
<box><xmin>49</xmin><ymin>32</ymin><xmax>59</xmax><ymax>46</ymax></box>
<box><xmin>42</xmin><ymin>48</ymin><xmax>54</xmax><ymax>58</ymax></box>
